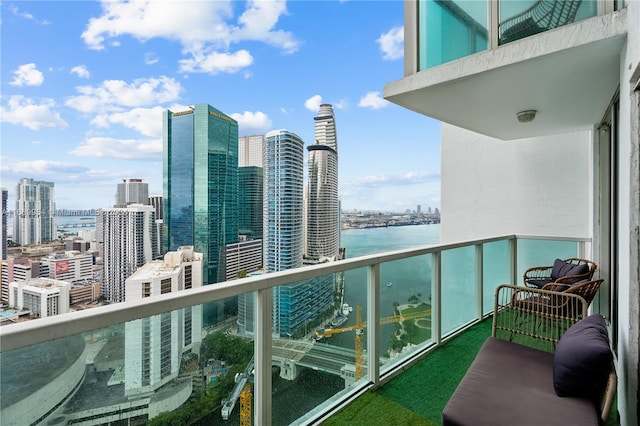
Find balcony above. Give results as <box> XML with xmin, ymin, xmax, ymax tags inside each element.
<box><xmin>384</xmin><ymin>9</ymin><xmax>627</xmax><ymax>140</ymax></box>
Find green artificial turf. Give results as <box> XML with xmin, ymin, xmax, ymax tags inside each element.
<box><xmin>320</xmin><ymin>391</ymin><xmax>438</xmax><ymax>426</ymax></box>
<box><xmin>323</xmin><ymin>320</ymin><xmax>491</xmax><ymax>425</ymax></box>
<box><xmin>323</xmin><ymin>318</ymin><xmax>619</xmax><ymax>425</ymax></box>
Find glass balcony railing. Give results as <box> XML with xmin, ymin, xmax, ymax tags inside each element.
<box><xmin>499</xmin><ymin>0</ymin><xmax>597</xmax><ymax>45</ymax></box>
<box><xmin>0</xmin><ymin>234</ymin><xmax>590</xmax><ymax>426</ymax></box>
<box><xmin>418</xmin><ymin>0</ymin><xmax>489</xmax><ymax>70</ymax></box>
<box><xmin>418</xmin><ymin>0</ymin><xmax>602</xmax><ymax>70</ymax></box>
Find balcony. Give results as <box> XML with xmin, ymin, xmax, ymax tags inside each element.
<box><xmin>1</xmin><ymin>234</ymin><xmax>598</xmax><ymax>426</ymax></box>
<box><xmin>386</xmin><ymin>0</ymin><xmax>627</xmax><ymax>140</ymax></box>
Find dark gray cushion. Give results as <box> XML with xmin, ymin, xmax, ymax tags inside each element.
<box><xmin>553</xmin><ymin>314</ymin><xmax>612</xmax><ymax>400</ymax></box>
<box><xmin>551</xmin><ymin>259</ymin><xmax>589</xmax><ymax>280</ymax></box>
<box><xmin>443</xmin><ymin>337</ymin><xmax>599</xmax><ymax>426</ymax></box>
<box><xmin>527</xmin><ymin>278</ymin><xmax>552</xmax><ymax>288</ymax></box>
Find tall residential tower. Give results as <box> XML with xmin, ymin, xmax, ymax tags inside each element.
<box><xmin>306</xmin><ymin>104</ymin><xmax>340</xmax><ymax>260</ymax></box>
<box><xmin>115</xmin><ymin>178</ymin><xmax>149</xmax><ymax>207</ymax></box>
<box><xmin>14</xmin><ymin>178</ymin><xmax>56</xmax><ymax>245</ymax></box>
<box><xmin>163</xmin><ymin>104</ymin><xmax>239</xmax><ymax>285</ymax></box>
<box><xmin>263</xmin><ymin>130</ymin><xmax>304</xmax><ymax>273</ymax></box>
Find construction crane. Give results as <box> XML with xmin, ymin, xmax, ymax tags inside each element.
<box><xmin>315</xmin><ymin>305</ymin><xmax>431</xmax><ymax>380</ymax></box>
<box><xmin>239</xmin><ymin>383</ymin><xmax>252</xmax><ymax>426</ymax></box>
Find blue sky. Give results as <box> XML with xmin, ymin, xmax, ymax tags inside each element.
<box><xmin>1</xmin><ymin>0</ymin><xmax>441</xmax><ymax>212</ymax></box>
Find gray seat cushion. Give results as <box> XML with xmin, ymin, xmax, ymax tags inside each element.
<box><xmin>442</xmin><ymin>337</ymin><xmax>599</xmax><ymax>426</ymax></box>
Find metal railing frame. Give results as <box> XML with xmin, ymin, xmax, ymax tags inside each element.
<box><xmin>0</xmin><ymin>234</ymin><xmax>589</xmax><ymax>425</ymax></box>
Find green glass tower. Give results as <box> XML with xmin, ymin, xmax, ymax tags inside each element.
<box><xmin>163</xmin><ymin>104</ymin><xmax>239</xmax><ymax>285</ymax></box>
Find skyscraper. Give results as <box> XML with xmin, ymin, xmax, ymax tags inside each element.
<box><xmin>97</xmin><ymin>205</ymin><xmax>158</xmax><ymax>303</ymax></box>
<box><xmin>1</xmin><ymin>188</ymin><xmax>7</xmax><ymax>259</ymax></box>
<box><xmin>124</xmin><ymin>246</ymin><xmax>202</xmax><ymax>398</ymax></box>
<box><xmin>14</xmin><ymin>178</ymin><xmax>56</xmax><ymax>245</ymax></box>
<box><xmin>306</xmin><ymin>104</ymin><xmax>340</xmax><ymax>260</ymax></box>
<box><xmin>115</xmin><ymin>178</ymin><xmax>149</xmax><ymax>207</ymax></box>
<box><xmin>238</xmin><ymin>166</ymin><xmax>263</xmax><ymax>240</ymax></box>
<box><xmin>163</xmin><ymin>104</ymin><xmax>239</xmax><ymax>285</ymax></box>
<box><xmin>148</xmin><ymin>195</ymin><xmax>163</xmax><ymax>220</ymax></box>
<box><xmin>263</xmin><ymin>130</ymin><xmax>304</xmax><ymax>273</ymax></box>
<box><xmin>239</xmin><ymin>135</ymin><xmax>264</xmax><ymax>168</ymax></box>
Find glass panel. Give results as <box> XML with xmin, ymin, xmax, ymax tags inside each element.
<box><xmin>499</xmin><ymin>0</ymin><xmax>598</xmax><ymax>45</ymax></box>
<box><xmin>419</xmin><ymin>0</ymin><xmax>489</xmax><ymax>70</ymax></box>
<box><xmin>441</xmin><ymin>246</ymin><xmax>477</xmax><ymax>335</ymax></box>
<box><xmin>482</xmin><ymin>240</ymin><xmax>511</xmax><ymax>315</ymax></box>
<box><xmin>0</xmin><ymin>304</ymin><xmax>243</xmax><ymax>426</ymax></box>
<box><xmin>380</xmin><ymin>254</ymin><xmax>434</xmax><ymax>375</ymax></box>
<box><xmin>272</xmin><ymin>272</ymin><xmax>363</xmax><ymax>425</ymax></box>
<box><xmin>517</xmin><ymin>238</ymin><xmax>579</xmax><ymax>285</ymax></box>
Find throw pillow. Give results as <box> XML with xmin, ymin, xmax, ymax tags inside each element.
<box><xmin>551</xmin><ymin>259</ymin><xmax>589</xmax><ymax>281</ymax></box>
<box><xmin>553</xmin><ymin>314</ymin><xmax>612</xmax><ymax>399</ymax></box>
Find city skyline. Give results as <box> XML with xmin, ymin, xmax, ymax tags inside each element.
<box><xmin>0</xmin><ymin>1</ymin><xmax>442</xmax><ymax>212</ymax></box>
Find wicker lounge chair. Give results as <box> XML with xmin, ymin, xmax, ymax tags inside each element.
<box><xmin>542</xmin><ymin>278</ymin><xmax>606</xmax><ymax>309</ymax></box>
<box><xmin>500</xmin><ymin>0</ymin><xmax>583</xmax><ymax>44</ymax></box>
<box><xmin>523</xmin><ymin>257</ymin><xmax>597</xmax><ymax>289</ymax></box>
<box><xmin>443</xmin><ymin>284</ymin><xmax>616</xmax><ymax>426</ymax></box>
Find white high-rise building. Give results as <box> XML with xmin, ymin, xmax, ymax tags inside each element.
<box><xmin>263</xmin><ymin>130</ymin><xmax>304</xmax><ymax>273</ymax></box>
<box><xmin>1</xmin><ymin>258</ymin><xmax>47</xmax><ymax>303</ymax></box>
<box><xmin>124</xmin><ymin>246</ymin><xmax>202</xmax><ymax>397</ymax></box>
<box><xmin>9</xmin><ymin>277</ymin><xmax>70</xmax><ymax>318</ymax></box>
<box><xmin>306</xmin><ymin>104</ymin><xmax>340</xmax><ymax>260</ymax></box>
<box><xmin>239</xmin><ymin>135</ymin><xmax>265</xmax><ymax>168</ymax></box>
<box><xmin>14</xmin><ymin>178</ymin><xmax>57</xmax><ymax>245</ymax></box>
<box><xmin>115</xmin><ymin>178</ymin><xmax>149</xmax><ymax>207</ymax></box>
<box><xmin>41</xmin><ymin>251</ymin><xmax>93</xmax><ymax>283</ymax></box>
<box><xmin>98</xmin><ymin>204</ymin><xmax>158</xmax><ymax>303</ymax></box>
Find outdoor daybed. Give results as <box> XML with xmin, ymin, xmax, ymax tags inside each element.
<box><xmin>442</xmin><ymin>284</ymin><xmax>616</xmax><ymax>426</ymax></box>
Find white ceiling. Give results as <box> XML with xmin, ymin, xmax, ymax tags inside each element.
<box><xmin>384</xmin><ymin>18</ymin><xmax>627</xmax><ymax>141</ymax></box>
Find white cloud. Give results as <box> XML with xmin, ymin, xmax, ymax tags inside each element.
<box><xmin>65</xmin><ymin>76</ymin><xmax>182</xmax><ymax>113</ymax></box>
<box><xmin>81</xmin><ymin>0</ymin><xmax>298</xmax><ymax>75</ymax></box>
<box><xmin>1</xmin><ymin>159</ymin><xmax>88</xmax><ymax>176</ymax></box>
<box><xmin>230</xmin><ymin>111</ymin><xmax>272</xmax><ymax>135</ymax></box>
<box><xmin>231</xmin><ymin>0</ymin><xmax>299</xmax><ymax>54</ymax></box>
<box><xmin>70</xmin><ymin>65</ymin><xmax>91</xmax><ymax>78</ymax></box>
<box><xmin>71</xmin><ymin>137</ymin><xmax>162</xmax><ymax>160</ymax></box>
<box><xmin>10</xmin><ymin>63</ymin><xmax>44</xmax><ymax>87</ymax></box>
<box><xmin>144</xmin><ymin>52</ymin><xmax>159</xmax><ymax>65</ymax></box>
<box><xmin>377</xmin><ymin>26</ymin><xmax>404</xmax><ymax>61</ymax></box>
<box><xmin>0</xmin><ymin>96</ymin><xmax>68</xmax><ymax>130</ymax></box>
<box><xmin>334</xmin><ymin>99</ymin><xmax>349</xmax><ymax>110</ymax></box>
<box><xmin>304</xmin><ymin>95</ymin><xmax>322</xmax><ymax>112</ymax></box>
<box><xmin>91</xmin><ymin>106</ymin><xmax>164</xmax><ymax>137</ymax></box>
<box><xmin>358</xmin><ymin>91</ymin><xmax>389</xmax><ymax>109</ymax></box>
<box><xmin>8</xmin><ymin>5</ymin><xmax>50</xmax><ymax>24</ymax></box>
<box><xmin>178</xmin><ymin>49</ymin><xmax>253</xmax><ymax>74</ymax></box>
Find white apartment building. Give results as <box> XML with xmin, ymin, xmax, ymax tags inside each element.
<box><xmin>124</xmin><ymin>246</ymin><xmax>203</xmax><ymax>398</ymax></box>
<box><xmin>224</xmin><ymin>238</ymin><xmax>262</xmax><ymax>281</ymax></box>
<box><xmin>98</xmin><ymin>204</ymin><xmax>158</xmax><ymax>303</ymax></box>
<box><xmin>14</xmin><ymin>178</ymin><xmax>57</xmax><ymax>245</ymax></box>
<box><xmin>9</xmin><ymin>277</ymin><xmax>70</xmax><ymax>318</ymax></box>
<box><xmin>42</xmin><ymin>251</ymin><xmax>93</xmax><ymax>283</ymax></box>
<box><xmin>1</xmin><ymin>258</ymin><xmax>47</xmax><ymax>303</ymax></box>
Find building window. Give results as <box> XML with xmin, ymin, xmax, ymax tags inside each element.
<box><xmin>142</xmin><ymin>282</ymin><xmax>151</xmax><ymax>298</ymax></box>
<box><xmin>160</xmin><ymin>278</ymin><xmax>171</xmax><ymax>294</ymax></box>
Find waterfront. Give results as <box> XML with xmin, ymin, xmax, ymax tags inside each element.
<box><xmin>207</xmin><ymin>224</ymin><xmax>441</xmax><ymax>425</ymax></box>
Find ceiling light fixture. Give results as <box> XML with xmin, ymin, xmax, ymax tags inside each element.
<box><xmin>517</xmin><ymin>110</ymin><xmax>537</xmax><ymax>123</ymax></box>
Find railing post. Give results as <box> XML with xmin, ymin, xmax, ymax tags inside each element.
<box><xmin>489</xmin><ymin>0</ymin><xmax>499</xmax><ymax>49</ymax></box>
<box><xmin>432</xmin><ymin>251</ymin><xmax>442</xmax><ymax>345</ymax></box>
<box><xmin>368</xmin><ymin>263</ymin><xmax>380</xmax><ymax>386</ymax></box>
<box><xmin>255</xmin><ymin>288</ymin><xmax>273</xmax><ymax>426</ymax></box>
<box><xmin>476</xmin><ymin>244</ymin><xmax>484</xmax><ymax>319</ymax></box>
<box><xmin>510</xmin><ymin>237</ymin><xmax>518</xmax><ymax>286</ymax></box>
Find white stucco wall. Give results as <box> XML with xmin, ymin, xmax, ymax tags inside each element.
<box><xmin>615</xmin><ymin>1</ymin><xmax>640</xmax><ymax>424</ymax></box>
<box><xmin>440</xmin><ymin>124</ymin><xmax>592</xmax><ymax>243</ymax></box>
